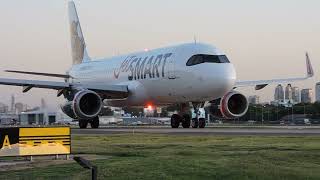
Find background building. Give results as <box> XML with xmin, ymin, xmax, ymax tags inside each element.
<box><xmin>274</xmin><ymin>84</ymin><xmax>284</xmax><ymax>101</ymax></box>
<box><xmin>316</xmin><ymin>82</ymin><xmax>320</xmax><ymax>102</ymax></box>
<box><xmin>301</xmin><ymin>89</ymin><xmax>313</xmax><ymax>103</ymax></box>
<box><xmin>19</xmin><ymin>110</ymin><xmax>56</xmax><ymax>125</ymax></box>
<box><xmin>285</xmin><ymin>84</ymin><xmax>292</xmax><ymax>101</ymax></box>
<box><xmin>0</xmin><ymin>103</ymin><xmax>9</xmax><ymax>113</ymax></box>
<box><xmin>14</xmin><ymin>103</ymin><xmax>24</xmax><ymax>114</ymax></box>
<box><xmin>248</xmin><ymin>95</ymin><xmax>260</xmax><ymax>104</ymax></box>
<box><xmin>292</xmin><ymin>87</ymin><xmax>300</xmax><ymax>104</ymax></box>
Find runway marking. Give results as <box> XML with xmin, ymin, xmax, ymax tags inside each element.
<box><xmin>71</xmin><ymin>127</ymin><xmax>320</xmax><ymax>136</ymax></box>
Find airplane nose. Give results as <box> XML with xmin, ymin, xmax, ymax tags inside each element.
<box><xmin>226</xmin><ymin>64</ymin><xmax>236</xmax><ymax>86</ymax></box>
<box><xmin>221</xmin><ymin>64</ymin><xmax>236</xmax><ymax>91</ymax></box>
<box><xmin>189</xmin><ymin>63</ymin><xmax>237</xmax><ymax>100</ymax></box>
<box><xmin>205</xmin><ymin>64</ymin><xmax>236</xmax><ymax>98</ymax></box>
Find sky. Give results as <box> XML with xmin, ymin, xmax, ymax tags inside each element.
<box><xmin>0</xmin><ymin>0</ymin><xmax>319</xmax><ymax>110</ymax></box>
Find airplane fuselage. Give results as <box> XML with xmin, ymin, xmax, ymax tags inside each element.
<box><xmin>68</xmin><ymin>43</ymin><xmax>236</xmax><ymax>107</ymax></box>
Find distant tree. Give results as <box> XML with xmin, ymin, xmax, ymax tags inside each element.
<box><xmin>238</xmin><ymin>102</ymin><xmax>320</xmax><ymax>121</ymax></box>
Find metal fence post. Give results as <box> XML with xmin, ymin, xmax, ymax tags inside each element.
<box><xmin>73</xmin><ymin>156</ymin><xmax>97</xmax><ymax>180</ymax></box>
<box><xmin>92</xmin><ymin>166</ymin><xmax>97</xmax><ymax>180</ymax></box>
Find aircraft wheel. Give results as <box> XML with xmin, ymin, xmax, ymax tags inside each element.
<box><xmin>192</xmin><ymin>118</ymin><xmax>199</xmax><ymax>128</ymax></box>
<box><xmin>198</xmin><ymin>118</ymin><xmax>206</xmax><ymax>128</ymax></box>
<box><xmin>182</xmin><ymin>114</ymin><xmax>191</xmax><ymax>128</ymax></box>
<box><xmin>79</xmin><ymin>119</ymin><xmax>88</xmax><ymax>129</ymax></box>
<box><xmin>171</xmin><ymin>114</ymin><xmax>181</xmax><ymax>128</ymax></box>
<box><xmin>90</xmin><ymin>116</ymin><xmax>100</xmax><ymax>129</ymax></box>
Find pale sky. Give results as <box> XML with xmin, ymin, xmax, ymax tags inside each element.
<box><xmin>0</xmin><ymin>0</ymin><xmax>319</xmax><ymax>110</ymax></box>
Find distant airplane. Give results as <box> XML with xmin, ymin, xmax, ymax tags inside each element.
<box><xmin>0</xmin><ymin>1</ymin><xmax>314</xmax><ymax>128</ymax></box>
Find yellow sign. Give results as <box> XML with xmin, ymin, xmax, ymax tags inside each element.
<box><xmin>2</xmin><ymin>135</ymin><xmax>11</xmax><ymax>149</ymax></box>
<box><xmin>0</xmin><ymin>127</ymin><xmax>70</xmax><ymax>157</ymax></box>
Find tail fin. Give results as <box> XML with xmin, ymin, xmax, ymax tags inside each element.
<box><xmin>306</xmin><ymin>52</ymin><xmax>314</xmax><ymax>78</ymax></box>
<box><xmin>68</xmin><ymin>1</ymin><xmax>90</xmax><ymax>65</ymax></box>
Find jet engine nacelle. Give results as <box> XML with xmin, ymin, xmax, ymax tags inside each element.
<box><xmin>206</xmin><ymin>91</ymin><xmax>248</xmax><ymax>119</ymax></box>
<box><xmin>61</xmin><ymin>90</ymin><xmax>102</xmax><ymax>119</ymax></box>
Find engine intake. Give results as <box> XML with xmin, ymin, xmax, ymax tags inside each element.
<box><xmin>61</xmin><ymin>90</ymin><xmax>102</xmax><ymax>119</ymax></box>
<box><xmin>206</xmin><ymin>91</ymin><xmax>248</xmax><ymax>119</ymax></box>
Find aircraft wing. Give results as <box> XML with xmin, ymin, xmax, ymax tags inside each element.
<box><xmin>0</xmin><ymin>77</ymin><xmax>128</xmax><ymax>98</ymax></box>
<box><xmin>5</xmin><ymin>70</ymin><xmax>71</xmax><ymax>78</ymax></box>
<box><xmin>235</xmin><ymin>53</ymin><xmax>314</xmax><ymax>90</ymax></box>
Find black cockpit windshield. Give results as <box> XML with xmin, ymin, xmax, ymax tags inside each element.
<box><xmin>186</xmin><ymin>54</ymin><xmax>230</xmax><ymax>66</ymax></box>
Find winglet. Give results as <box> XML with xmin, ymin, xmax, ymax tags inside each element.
<box><xmin>306</xmin><ymin>52</ymin><xmax>314</xmax><ymax>78</ymax></box>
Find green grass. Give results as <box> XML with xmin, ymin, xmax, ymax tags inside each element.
<box><xmin>1</xmin><ymin>134</ymin><xmax>320</xmax><ymax>180</ymax></box>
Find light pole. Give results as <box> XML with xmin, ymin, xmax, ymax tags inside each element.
<box><xmin>261</xmin><ymin>105</ymin><xmax>264</xmax><ymax>125</ymax></box>
<box><xmin>267</xmin><ymin>107</ymin><xmax>270</xmax><ymax>121</ymax></box>
<box><xmin>254</xmin><ymin>105</ymin><xmax>257</xmax><ymax>121</ymax></box>
<box><xmin>291</xmin><ymin>103</ymin><xmax>294</xmax><ymax>124</ymax></box>
<box><xmin>276</xmin><ymin>105</ymin><xmax>279</xmax><ymax>121</ymax></box>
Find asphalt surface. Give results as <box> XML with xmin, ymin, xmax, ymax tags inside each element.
<box><xmin>72</xmin><ymin>126</ymin><xmax>320</xmax><ymax>136</ymax></box>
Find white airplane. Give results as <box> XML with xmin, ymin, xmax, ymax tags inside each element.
<box><xmin>1</xmin><ymin>1</ymin><xmax>314</xmax><ymax>129</ymax></box>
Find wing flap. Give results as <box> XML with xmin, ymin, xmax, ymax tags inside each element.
<box><xmin>5</xmin><ymin>70</ymin><xmax>71</xmax><ymax>78</ymax></box>
<box><xmin>0</xmin><ymin>78</ymin><xmax>69</xmax><ymax>89</ymax></box>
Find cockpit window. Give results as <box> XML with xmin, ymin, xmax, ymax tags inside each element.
<box><xmin>186</xmin><ymin>54</ymin><xmax>230</xmax><ymax>66</ymax></box>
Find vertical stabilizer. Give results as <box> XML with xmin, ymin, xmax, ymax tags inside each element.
<box><xmin>68</xmin><ymin>1</ymin><xmax>90</xmax><ymax>65</ymax></box>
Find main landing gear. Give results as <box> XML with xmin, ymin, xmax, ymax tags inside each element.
<box><xmin>170</xmin><ymin>102</ymin><xmax>206</xmax><ymax>128</ymax></box>
<box><xmin>171</xmin><ymin>103</ymin><xmax>191</xmax><ymax>128</ymax></box>
<box><xmin>171</xmin><ymin>114</ymin><xmax>192</xmax><ymax>128</ymax></box>
<box><xmin>79</xmin><ymin>116</ymin><xmax>100</xmax><ymax>129</ymax></box>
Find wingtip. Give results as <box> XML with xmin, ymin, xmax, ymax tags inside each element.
<box><xmin>68</xmin><ymin>1</ymin><xmax>76</xmax><ymax>9</ymax></box>
<box><xmin>305</xmin><ymin>52</ymin><xmax>314</xmax><ymax>78</ymax></box>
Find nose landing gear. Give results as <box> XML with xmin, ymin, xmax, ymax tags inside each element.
<box><xmin>198</xmin><ymin>118</ymin><xmax>206</xmax><ymax>128</ymax></box>
<box><xmin>191</xmin><ymin>118</ymin><xmax>198</xmax><ymax>128</ymax></box>
<box><xmin>192</xmin><ymin>102</ymin><xmax>206</xmax><ymax>128</ymax></box>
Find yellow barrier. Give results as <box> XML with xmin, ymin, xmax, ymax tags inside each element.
<box><xmin>0</xmin><ymin>127</ymin><xmax>70</xmax><ymax>157</ymax></box>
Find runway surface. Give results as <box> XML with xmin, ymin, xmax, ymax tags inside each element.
<box><xmin>72</xmin><ymin>127</ymin><xmax>320</xmax><ymax>136</ymax></box>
